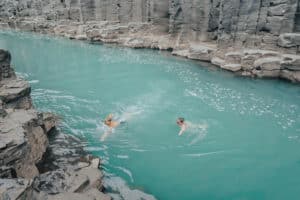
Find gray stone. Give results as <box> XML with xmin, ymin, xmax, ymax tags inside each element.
<box><xmin>268</xmin><ymin>4</ymin><xmax>289</xmax><ymax>16</ymax></box>
<box><xmin>171</xmin><ymin>49</ymin><xmax>189</xmax><ymax>58</ymax></box>
<box><xmin>91</xmin><ymin>158</ymin><xmax>100</xmax><ymax>169</ymax></box>
<box><xmin>221</xmin><ymin>64</ymin><xmax>242</xmax><ymax>72</ymax></box>
<box><xmin>280</xmin><ymin>70</ymin><xmax>300</xmax><ymax>82</ymax></box>
<box><xmin>225</xmin><ymin>52</ymin><xmax>243</xmax><ymax>64</ymax></box>
<box><xmin>281</xmin><ymin>54</ymin><xmax>300</xmax><ymax>71</ymax></box>
<box><xmin>0</xmin><ymin>78</ymin><xmax>30</xmax><ymax>103</ymax></box>
<box><xmin>187</xmin><ymin>44</ymin><xmax>215</xmax><ymax>61</ymax></box>
<box><xmin>252</xmin><ymin>69</ymin><xmax>281</xmax><ymax>78</ymax></box>
<box><xmin>254</xmin><ymin>57</ymin><xmax>282</xmax><ymax>71</ymax></box>
<box><xmin>278</xmin><ymin>33</ymin><xmax>300</xmax><ymax>48</ymax></box>
<box><xmin>211</xmin><ymin>57</ymin><xmax>225</xmax><ymax>67</ymax></box>
<box><xmin>85</xmin><ymin>188</ymin><xmax>111</xmax><ymax>200</ymax></box>
<box><xmin>0</xmin><ymin>179</ymin><xmax>33</xmax><ymax>200</ymax></box>
<box><xmin>41</xmin><ymin>112</ymin><xmax>57</xmax><ymax>133</ymax></box>
<box><xmin>124</xmin><ymin>38</ymin><xmax>147</xmax><ymax>48</ymax></box>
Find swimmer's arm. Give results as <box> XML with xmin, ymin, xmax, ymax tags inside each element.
<box><xmin>178</xmin><ymin>125</ymin><xmax>186</xmax><ymax>136</ymax></box>
<box><xmin>178</xmin><ymin>130</ymin><xmax>184</xmax><ymax>136</ymax></box>
<box><xmin>100</xmin><ymin>129</ymin><xmax>112</xmax><ymax>141</ymax></box>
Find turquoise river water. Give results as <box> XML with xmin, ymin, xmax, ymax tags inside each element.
<box><xmin>1</xmin><ymin>31</ymin><xmax>300</xmax><ymax>200</ymax></box>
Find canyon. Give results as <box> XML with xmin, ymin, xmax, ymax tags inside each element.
<box><xmin>0</xmin><ymin>0</ymin><xmax>299</xmax><ymax>82</ymax></box>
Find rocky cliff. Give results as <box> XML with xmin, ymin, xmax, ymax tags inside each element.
<box><xmin>0</xmin><ymin>49</ymin><xmax>110</xmax><ymax>200</ymax></box>
<box><xmin>0</xmin><ymin>0</ymin><xmax>299</xmax><ymax>82</ymax></box>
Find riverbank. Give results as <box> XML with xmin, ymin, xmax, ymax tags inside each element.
<box><xmin>0</xmin><ymin>17</ymin><xmax>300</xmax><ymax>83</ymax></box>
<box><xmin>0</xmin><ymin>49</ymin><xmax>110</xmax><ymax>200</ymax></box>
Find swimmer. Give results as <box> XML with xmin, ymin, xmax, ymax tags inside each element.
<box><xmin>100</xmin><ymin>113</ymin><xmax>127</xmax><ymax>141</ymax></box>
<box><xmin>104</xmin><ymin>113</ymin><xmax>120</xmax><ymax>128</ymax></box>
<box><xmin>176</xmin><ymin>117</ymin><xmax>187</xmax><ymax>136</ymax></box>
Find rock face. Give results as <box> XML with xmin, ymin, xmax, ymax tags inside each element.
<box><xmin>0</xmin><ymin>50</ymin><xmax>110</xmax><ymax>200</ymax></box>
<box><xmin>0</xmin><ymin>0</ymin><xmax>299</xmax><ymax>82</ymax></box>
<box><xmin>0</xmin><ymin>0</ymin><xmax>299</xmax><ymax>81</ymax></box>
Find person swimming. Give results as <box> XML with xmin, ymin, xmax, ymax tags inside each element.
<box><xmin>100</xmin><ymin>113</ymin><xmax>129</xmax><ymax>141</ymax></box>
<box><xmin>176</xmin><ymin>117</ymin><xmax>187</xmax><ymax>136</ymax></box>
<box><xmin>104</xmin><ymin>113</ymin><xmax>120</xmax><ymax>128</ymax></box>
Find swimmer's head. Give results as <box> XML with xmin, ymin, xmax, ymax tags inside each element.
<box><xmin>104</xmin><ymin>114</ymin><xmax>113</xmax><ymax>125</ymax></box>
<box><xmin>177</xmin><ymin>117</ymin><xmax>185</xmax><ymax>124</ymax></box>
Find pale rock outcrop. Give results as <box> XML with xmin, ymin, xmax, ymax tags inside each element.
<box><xmin>221</xmin><ymin>64</ymin><xmax>242</xmax><ymax>72</ymax></box>
<box><xmin>211</xmin><ymin>57</ymin><xmax>225</xmax><ymax>67</ymax></box>
<box><xmin>187</xmin><ymin>44</ymin><xmax>216</xmax><ymax>61</ymax></box>
<box><xmin>281</xmin><ymin>54</ymin><xmax>300</xmax><ymax>70</ymax></box>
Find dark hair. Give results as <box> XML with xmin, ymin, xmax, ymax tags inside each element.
<box><xmin>178</xmin><ymin>117</ymin><xmax>184</xmax><ymax>122</ymax></box>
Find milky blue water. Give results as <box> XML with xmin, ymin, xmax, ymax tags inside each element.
<box><xmin>1</xmin><ymin>31</ymin><xmax>300</xmax><ymax>200</ymax></box>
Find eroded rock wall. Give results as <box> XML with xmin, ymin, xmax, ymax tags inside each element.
<box><xmin>0</xmin><ymin>0</ymin><xmax>300</xmax><ymax>82</ymax></box>
<box><xmin>1</xmin><ymin>0</ymin><xmax>299</xmax><ymax>40</ymax></box>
